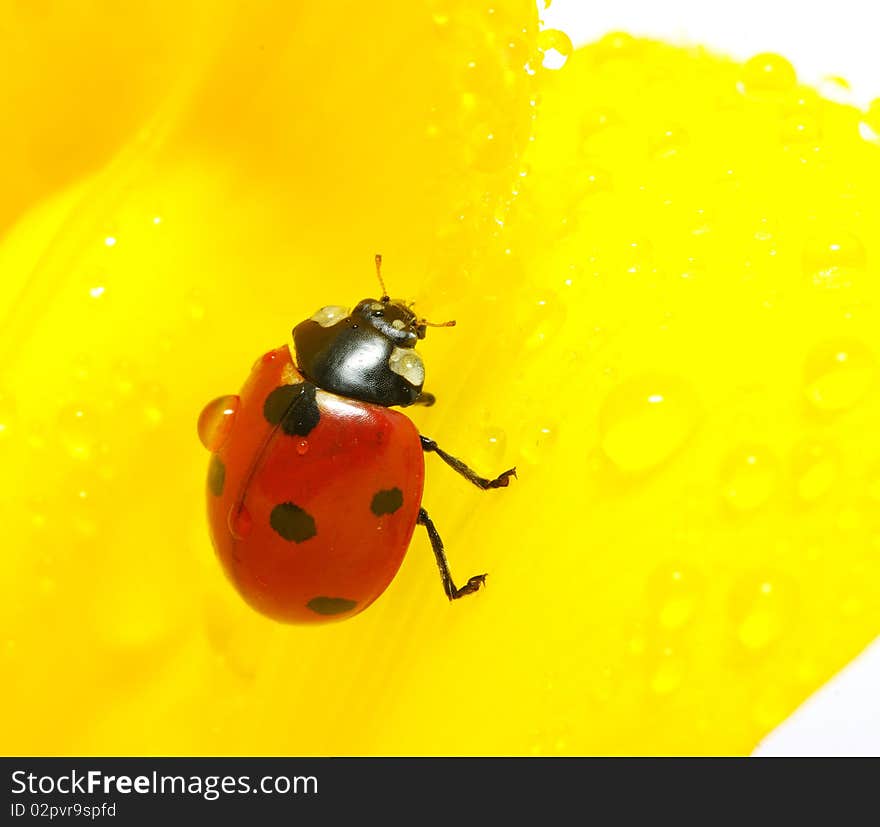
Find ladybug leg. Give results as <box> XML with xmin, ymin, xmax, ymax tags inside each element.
<box><xmin>417</xmin><ymin>508</ymin><xmax>487</xmax><ymax>600</ymax></box>
<box><xmin>420</xmin><ymin>435</ymin><xmax>516</xmax><ymax>490</ymax></box>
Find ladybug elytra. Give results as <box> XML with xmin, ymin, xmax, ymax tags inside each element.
<box><xmin>200</xmin><ymin>256</ymin><xmax>515</xmax><ymax>623</ymax></box>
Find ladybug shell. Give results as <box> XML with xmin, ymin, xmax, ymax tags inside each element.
<box><xmin>206</xmin><ymin>345</ymin><xmax>425</xmax><ymax>623</ymax></box>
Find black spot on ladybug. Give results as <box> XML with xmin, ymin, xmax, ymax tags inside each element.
<box><xmin>208</xmin><ymin>455</ymin><xmax>225</xmax><ymax>497</ymax></box>
<box><xmin>263</xmin><ymin>383</ymin><xmax>320</xmax><ymax>437</ymax></box>
<box><xmin>307</xmin><ymin>596</ymin><xmax>357</xmax><ymax>615</ymax></box>
<box><xmin>371</xmin><ymin>487</ymin><xmax>403</xmax><ymax>516</ymax></box>
<box><xmin>269</xmin><ymin>502</ymin><xmax>317</xmax><ymax>543</ymax></box>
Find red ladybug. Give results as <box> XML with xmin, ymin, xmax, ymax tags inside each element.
<box><xmin>199</xmin><ymin>256</ymin><xmax>515</xmax><ymax>623</ymax></box>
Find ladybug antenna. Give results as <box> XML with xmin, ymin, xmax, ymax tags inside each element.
<box><xmin>374</xmin><ymin>254</ymin><xmax>390</xmax><ymax>303</ymax></box>
<box><xmin>419</xmin><ymin>317</ymin><xmax>457</xmax><ymax>329</ymax></box>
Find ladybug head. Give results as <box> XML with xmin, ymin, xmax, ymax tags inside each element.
<box><xmin>291</xmin><ymin>257</ymin><xmax>453</xmax><ymax>407</ymax></box>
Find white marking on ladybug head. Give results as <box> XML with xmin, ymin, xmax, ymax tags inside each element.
<box><xmin>388</xmin><ymin>347</ymin><xmax>425</xmax><ymax>387</ymax></box>
<box><xmin>310</xmin><ymin>305</ymin><xmax>349</xmax><ymax>327</ymax></box>
<box><xmin>391</xmin><ymin>319</ymin><xmax>405</xmax><ymax>330</ymax></box>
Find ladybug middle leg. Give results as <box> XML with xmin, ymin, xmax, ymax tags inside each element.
<box><xmin>417</xmin><ymin>508</ymin><xmax>487</xmax><ymax>600</ymax></box>
<box><xmin>419</xmin><ymin>435</ymin><xmax>516</xmax><ymax>489</ymax></box>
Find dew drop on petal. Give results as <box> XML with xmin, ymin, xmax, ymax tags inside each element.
<box><xmin>58</xmin><ymin>406</ymin><xmax>98</xmax><ymax>461</ymax></box>
<box><xmin>731</xmin><ymin>574</ymin><xmax>796</xmax><ymax>651</ymax></box>
<box><xmin>739</xmin><ymin>53</ymin><xmax>797</xmax><ymax>96</ymax></box>
<box><xmin>520</xmin><ymin>420</ymin><xmax>558</xmax><ymax>465</ymax></box>
<box><xmin>536</xmin><ymin>29</ymin><xmax>572</xmax><ymax>71</ymax></box>
<box><xmin>804</xmin><ymin>339</ymin><xmax>875</xmax><ymax>412</ymax></box>
<box><xmin>600</xmin><ymin>376</ymin><xmax>698</xmax><ymax>473</ymax></box>
<box><xmin>720</xmin><ymin>445</ymin><xmax>778</xmax><ymax>512</ymax></box>
<box><xmin>791</xmin><ymin>440</ymin><xmax>838</xmax><ymax>503</ymax></box>
<box><xmin>0</xmin><ymin>392</ymin><xmax>16</xmax><ymax>441</ymax></box>
<box><xmin>803</xmin><ymin>231</ymin><xmax>867</xmax><ymax>288</ymax></box>
<box><xmin>648</xmin><ymin>565</ymin><xmax>703</xmax><ymax>632</ymax></box>
<box><xmin>649</xmin><ymin>647</ymin><xmax>685</xmax><ymax>695</ymax></box>
<box><xmin>474</xmin><ymin>425</ymin><xmax>507</xmax><ymax>470</ymax></box>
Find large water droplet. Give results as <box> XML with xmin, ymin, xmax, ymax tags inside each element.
<box><xmin>731</xmin><ymin>574</ymin><xmax>795</xmax><ymax>651</ymax></box>
<box><xmin>142</xmin><ymin>383</ymin><xmax>168</xmax><ymax>429</ymax></box>
<box><xmin>859</xmin><ymin>99</ymin><xmax>880</xmax><ymax>144</ymax></box>
<box><xmin>600</xmin><ymin>376</ymin><xmax>698</xmax><ymax>473</ymax></box>
<box><xmin>804</xmin><ymin>339</ymin><xmax>875</xmax><ymax>412</ymax></box>
<box><xmin>536</xmin><ymin>29</ymin><xmax>572</xmax><ymax>71</ymax></box>
<box><xmin>521</xmin><ymin>292</ymin><xmax>566</xmax><ymax>350</ymax></box>
<box><xmin>520</xmin><ymin>420</ymin><xmax>558</xmax><ymax>465</ymax></box>
<box><xmin>720</xmin><ymin>445</ymin><xmax>778</xmax><ymax>512</ymax></box>
<box><xmin>792</xmin><ymin>439</ymin><xmax>838</xmax><ymax>503</ymax></box>
<box><xmin>738</xmin><ymin>53</ymin><xmax>796</xmax><ymax>96</ymax></box>
<box><xmin>0</xmin><ymin>392</ymin><xmax>16</xmax><ymax>441</ymax></box>
<box><xmin>803</xmin><ymin>231</ymin><xmax>867</xmax><ymax>288</ymax></box>
<box><xmin>473</xmin><ymin>425</ymin><xmax>507</xmax><ymax>471</ymax></box>
<box><xmin>58</xmin><ymin>406</ymin><xmax>98</xmax><ymax>461</ymax></box>
<box><xmin>198</xmin><ymin>395</ymin><xmax>240</xmax><ymax>451</ymax></box>
<box><xmin>649</xmin><ymin>647</ymin><xmax>684</xmax><ymax>695</ymax></box>
<box><xmin>648</xmin><ymin>565</ymin><xmax>703</xmax><ymax>631</ymax></box>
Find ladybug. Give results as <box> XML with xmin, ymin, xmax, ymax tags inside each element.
<box><xmin>199</xmin><ymin>255</ymin><xmax>515</xmax><ymax>623</ymax></box>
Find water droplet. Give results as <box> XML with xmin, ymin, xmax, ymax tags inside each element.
<box><xmin>594</xmin><ymin>31</ymin><xmax>638</xmax><ymax>62</ymax></box>
<box><xmin>804</xmin><ymin>339</ymin><xmax>875</xmax><ymax>412</ymax></box>
<box><xmin>28</xmin><ymin>495</ymin><xmax>48</xmax><ymax>530</ymax></box>
<box><xmin>649</xmin><ymin>647</ymin><xmax>684</xmax><ymax>695</ymax></box>
<box><xmin>739</xmin><ymin>53</ymin><xmax>797</xmax><ymax>96</ymax></box>
<box><xmin>110</xmin><ymin>360</ymin><xmax>140</xmax><ymax>400</ymax></box>
<box><xmin>295</xmin><ymin>438</ymin><xmax>309</xmax><ymax>455</ymax></box>
<box><xmin>519</xmin><ymin>420</ymin><xmax>558</xmax><ymax>465</ymax></box>
<box><xmin>859</xmin><ymin>99</ymin><xmax>880</xmax><ymax>143</ymax></box>
<box><xmin>521</xmin><ymin>292</ymin><xmax>565</xmax><ymax>350</ymax></box>
<box><xmin>791</xmin><ymin>440</ymin><xmax>838</xmax><ymax>502</ymax></box>
<box><xmin>653</xmin><ymin>126</ymin><xmax>689</xmax><ymax>158</ymax></box>
<box><xmin>536</xmin><ymin>29</ymin><xmax>572</xmax><ymax>71</ymax></box>
<box><xmin>198</xmin><ymin>396</ymin><xmax>240</xmax><ymax>451</ymax></box>
<box><xmin>621</xmin><ymin>237</ymin><xmax>653</xmax><ymax>274</ymax></box>
<box><xmin>142</xmin><ymin>383</ymin><xmax>168</xmax><ymax>429</ymax></box>
<box><xmin>781</xmin><ymin>112</ymin><xmax>821</xmax><ymax>145</ymax></box>
<box><xmin>580</xmin><ymin>166</ymin><xmax>613</xmax><ymax>196</ymax></box>
<box><xmin>58</xmin><ymin>406</ymin><xmax>98</xmax><ymax>461</ymax></box>
<box><xmin>600</xmin><ymin>376</ymin><xmax>698</xmax><ymax>473</ymax></box>
<box><xmin>187</xmin><ymin>289</ymin><xmax>206</xmax><ymax>322</ymax></box>
<box><xmin>803</xmin><ymin>231</ymin><xmax>867</xmax><ymax>288</ymax></box>
<box><xmin>0</xmin><ymin>392</ymin><xmax>16</xmax><ymax>440</ymax></box>
<box><xmin>580</xmin><ymin>107</ymin><xmax>619</xmax><ymax>138</ymax></box>
<box><xmin>473</xmin><ymin>426</ymin><xmax>507</xmax><ymax>470</ymax></box>
<box><xmin>731</xmin><ymin>574</ymin><xmax>795</xmax><ymax>651</ymax></box>
<box><xmin>648</xmin><ymin>565</ymin><xmax>703</xmax><ymax>631</ymax></box>
<box><xmin>228</xmin><ymin>504</ymin><xmax>253</xmax><ymax>539</ymax></box>
<box><xmin>720</xmin><ymin>445</ymin><xmax>778</xmax><ymax>512</ymax></box>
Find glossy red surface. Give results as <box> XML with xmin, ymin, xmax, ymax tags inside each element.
<box><xmin>206</xmin><ymin>345</ymin><xmax>425</xmax><ymax>623</ymax></box>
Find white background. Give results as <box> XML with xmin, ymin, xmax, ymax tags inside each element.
<box><xmin>547</xmin><ymin>0</ymin><xmax>880</xmax><ymax>756</ymax></box>
<box><xmin>545</xmin><ymin>0</ymin><xmax>880</xmax><ymax>106</ymax></box>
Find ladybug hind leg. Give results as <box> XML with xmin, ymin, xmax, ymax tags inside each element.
<box><xmin>417</xmin><ymin>507</ymin><xmax>487</xmax><ymax>601</ymax></box>
<box><xmin>419</xmin><ymin>435</ymin><xmax>516</xmax><ymax>489</ymax></box>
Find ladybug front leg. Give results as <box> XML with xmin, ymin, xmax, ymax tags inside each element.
<box><xmin>420</xmin><ymin>435</ymin><xmax>516</xmax><ymax>489</ymax></box>
<box><xmin>417</xmin><ymin>508</ymin><xmax>487</xmax><ymax>600</ymax></box>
